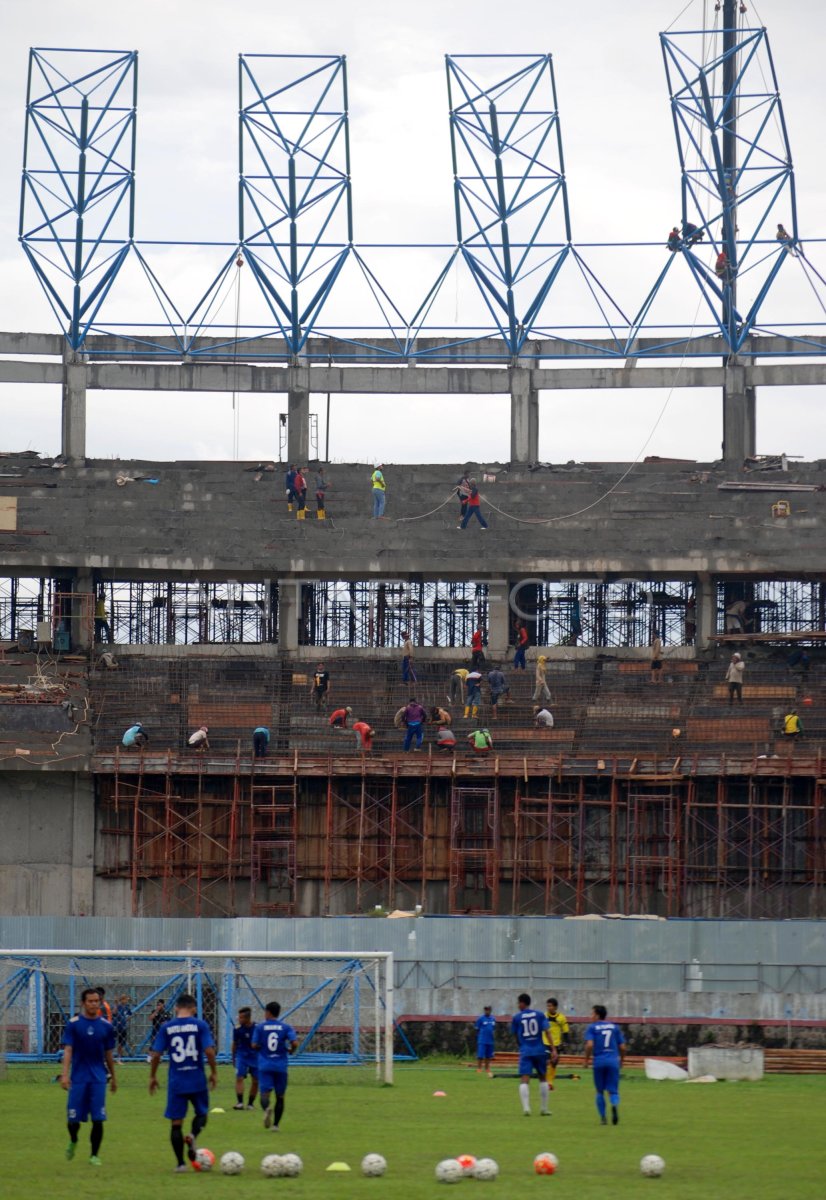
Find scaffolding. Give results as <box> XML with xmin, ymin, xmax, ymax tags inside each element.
<box><xmin>250</xmin><ymin>778</ymin><xmax>298</xmax><ymax>915</ymax></box>
<box><xmin>448</xmin><ymin>786</ymin><xmax>500</xmax><ymax>914</ymax></box>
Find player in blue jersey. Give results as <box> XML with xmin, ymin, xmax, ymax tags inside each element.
<box><xmin>149</xmin><ymin>993</ymin><xmax>218</xmax><ymax>1173</ymax></box>
<box><xmin>61</xmin><ymin>987</ymin><xmax>117</xmax><ymax>1166</ymax></box>
<box><xmin>474</xmin><ymin>1005</ymin><xmax>496</xmax><ymax>1076</ymax></box>
<box><xmin>232</xmin><ymin>1006</ymin><xmax>259</xmax><ymax>1110</ymax></box>
<box><xmin>252</xmin><ymin>1000</ymin><xmax>298</xmax><ymax>1132</ymax></box>
<box><xmin>583</xmin><ymin>1003</ymin><xmax>626</xmax><ymax>1125</ymax></box>
<box><xmin>511</xmin><ymin>993</ymin><xmax>551</xmax><ymax>1117</ymax></box>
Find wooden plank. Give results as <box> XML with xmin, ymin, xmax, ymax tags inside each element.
<box><xmin>0</xmin><ymin>497</ymin><xmax>17</xmax><ymax>531</ymax></box>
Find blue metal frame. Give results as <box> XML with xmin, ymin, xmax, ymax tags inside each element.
<box><xmin>17</xmin><ymin>28</ymin><xmax>822</xmax><ymax>363</ymax></box>
<box><xmin>20</xmin><ymin>48</ymin><xmax>137</xmax><ymax>350</ymax></box>
<box><xmin>660</xmin><ymin>22</ymin><xmax>796</xmax><ymax>350</ymax></box>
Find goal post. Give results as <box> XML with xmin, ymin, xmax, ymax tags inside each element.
<box><xmin>0</xmin><ymin>949</ymin><xmax>398</xmax><ymax>1083</ymax></box>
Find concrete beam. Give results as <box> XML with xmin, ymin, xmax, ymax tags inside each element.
<box><xmin>5</xmin><ymin>330</ymin><xmax>826</xmax><ymax>363</ymax></box>
<box><xmin>1</xmin><ymin>356</ymin><xmax>826</xmax><ymax>393</ymax></box>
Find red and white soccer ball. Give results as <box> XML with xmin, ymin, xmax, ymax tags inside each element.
<box><xmin>456</xmin><ymin>1154</ymin><xmax>477</xmax><ymax>1175</ymax></box>
<box><xmin>534</xmin><ymin>1151</ymin><xmax>559</xmax><ymax>1175</ymax></box>
<box><xmin>193</xmin><ymin>1147</ymin><xmax>215</xmax><ymax>1171</ymax></box>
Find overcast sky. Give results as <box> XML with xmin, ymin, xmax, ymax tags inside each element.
<box><xmin>1</xmin><ymin>0</ymin><xmax>824</xmax><ymax>464</ymax></box>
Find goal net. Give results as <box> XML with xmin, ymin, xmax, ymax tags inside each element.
<box><xmin>0</xmin><ymin>950</ymin><xmax>399</xmax><ymax>1082</ymax></box>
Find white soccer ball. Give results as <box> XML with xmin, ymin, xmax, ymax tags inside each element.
<box><xmin>361</xmin><ymin>1153</ymin><xmax>388</xmax><ymax>1177</ymax></box>
<box><xmin>261</xmin><ymin>1154</ymin><xmax>285</xmax><ymax>1177</ymax></box>
<box><xmin>220</xmin><ymin>1151</ymin><xmax>245</xmax><ymax>1176</ymax></box>
<box><xmin>436</xmin><ymin>1158</ymin><xmax>464</xmax><ymax>1183</ymax></box>
<box><xmin>640</xmin><ymin>1154</ymin><xmax>666</xmax><ymax>1178</ymax></box>
<box><xmin>280</xmin><ymin>1153</ymin><xmax>304</xmax><ymax>1177</ymax></box>
<box><xmin>472</xmin><ymin>1158</ymin><xmax>499</xmax><ymax>1181</ymax></box>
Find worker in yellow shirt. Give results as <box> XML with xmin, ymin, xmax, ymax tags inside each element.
<box><xmin>542</xmin><ymin>997</ymin><xmax>570</xmax><ymax>1088</ymax></box>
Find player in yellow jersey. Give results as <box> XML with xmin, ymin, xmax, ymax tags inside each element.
<box><xmin>542</xmin><ymin>997</ymin><xmax>570</xmax><ymax>1089</ymax></box>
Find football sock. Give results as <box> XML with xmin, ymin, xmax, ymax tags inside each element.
<box><xmin>519</xmin><ymin>1082</ymin><xmax>530</xmax><ymax>1113</ymax></box>
<box><xmin>192</xmin><ymin>1114</ymin><xmax>207</xmax><ymax>1141</ymax></box>
<box><xmin>596</xmin><ymin>1093</ymin><xmax>606</xmax><ymax>1119</ymax></box>
<box><xmin>171</xmin><ymin>1127</ymin><xmax>185</xmax><ymax>1166</ymax></box>
<box><xmin>67</xmin><ymin>1121</ymin><xmax>80</xmax><ymax>1143</ymax></box>
<box><xmin>90</xmin><ymin>1121</ymin><xmax>104</xmax><ymax>1156</ymax></box>
<box><xmin>539</xmin><ymin>1082</ymin><xmax>550</xmax><ymax>1111</ymax></box>
<box><xmin>274</xmin><ymin>1096</ymin><xmax>285</xmax><ymax>1128</ymax></box>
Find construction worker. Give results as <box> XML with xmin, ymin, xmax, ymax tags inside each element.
<box><xmin>543</xmin><ymin>997</ymin><xmax>571</xmax><ymax>1089</ymax></box>
<box><xmin>464</xmin><ymin>669</ymin><xmax>483</xmax><ymax>719</ymax></box>
<box><xmin>467</xmin><ymin>728</ymin><xmax>493</xmax><ymax>755</ymax></box>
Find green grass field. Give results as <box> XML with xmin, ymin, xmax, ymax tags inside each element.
<box><xmin>3</xmin><ymin>1061</ymin><xmax>824</xmax><ymax>1199</ymax></box>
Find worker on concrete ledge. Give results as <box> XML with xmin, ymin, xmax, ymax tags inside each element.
<box><xmin>371</xmin><ymin>465</ymin><xmax>387</xmax><ymax>519</ymax></box>
<box><xmin>783</xmin><ymin>709</ymin><xmax>803</xmax><ymax>739</ymax></box>
<box><xmin>467</xmin><ymin>727</ymin><xmax>493</xmax><ymax>755</ymax></box>
<box><xmin>430</xmin><ymin>705</ymin><xmax>452</xmax><ymax>727</ymax></box>
<box><xmin>122</xmin><ymin>722</ymin><xmax>149</xmax><ymax>750</ymax></box>
<box><xmin>188</xmin><ymin>725</ymin><xmax>210</xmax><ymax>751</ymax></box>
<box><xmin>353</xmin><ymin>719</ymin><xmax>374</xmax><ymax>753</ymax></box>
<box><xmin>329</xmin><ymin>706</ymin><xmax>352</xmax><ymax>729</ymax></box>
<box><xmin>534</xmin><ymin>707</ymin><xmax>554</xmax><ymax>729</ymax></box>
<box><xmin>252</xmin><ymin>726</ymin><xmax>270</xmax><ymax>757</ymax></box>
<box><xmin>436</xmin><ymin>725</ymin><xmax>457</xmax><ymax>752</ymax></box>
<box><xmin>402</xmin><ymin>698</ymin><xmax>428</xmax><ymax>752</ymax></box>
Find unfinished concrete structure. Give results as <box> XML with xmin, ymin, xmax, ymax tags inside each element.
<box><xmin>1</xmin><ymin>430</ymin><xmax>826</xmax><ymax>920</ymax></box>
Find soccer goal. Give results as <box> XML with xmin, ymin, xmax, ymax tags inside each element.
<box><xmin>0</xmin><ymin>949</ymin><xmax>400</xmax><ymax>1083</ymax></box>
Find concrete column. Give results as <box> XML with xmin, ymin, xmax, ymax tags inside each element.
<box><xmin>61</xmin><ymin>345</ymin><xmax>87</xmax><ymax>462</ymax></box>
<box><xmin>74</xmin><ymin>570</ymin><xmax>95</xmax><ymax>651</ymax></box>
<box><xmin>509</xmin><ymin>365</ymin><xmax>539</xmax><ymax>464</ymax></box>
<box><xmin>486</xmin><ymin>578</ymin><xmax>511</xmax><ymax>657</ymax></box>
<box><xmin>287</xmin><ymin>366</ymin><xmax>310</xmax><ymax>466</ymax></box>
<box><xmin>278</xmin><ymin>579</ymin><xmax>300</xmax><ymax>651</ymax></box>
<box><xmin>696</xmin><ymin>573</ymin><xmax>717</xmax><ymax>651</ymax></box>
<box><xmin>70</xmin><ymin>776</ymin><xmax>96</xmax><ymax>915</ymax></box>
<box><xmin>722</xmin><ymin>360</ymin><xmax>756</xmax><ymax>463</ymax></box>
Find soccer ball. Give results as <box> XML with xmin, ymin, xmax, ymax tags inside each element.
<box><xmin>640</xmin><ymin>1154</ymin><xmax>666</xmax><ymax>1178</ymax></box>
<box><xmin>193</xmin><ymin>1147</ymin><xmax>215</xmax><ymax>1171</ymax></box>
<box><xmin>472</xmin><ymin>1158</ymin><xmax>499</xmax><ymax>1181</ymax></box>
<box><xmin>220</xmin><ymin>1151</ymin><xmax>245</xmax><ymax>1176</ymax></box>
<box><xmin>261</xmin><ymin>1154</ymin><xmax>285</xmax><ymax>1177</ymax></box>
<box><xmin>280</xmin><ymin>1153</ymin><xmax>304</xmax><ymax>1177</ymax></box>
<box><xmin>534</xmin><ymin>1151</ymin><xmax>559</xmax><ymax>1175</ymax></box>
<box><xmin>456</xmin><ymin>1154</ymin><xmax>477</xmax><ymax>1175</ymax></box>
<box><xmin>435</xmin><ymin>1158</ymin><xmax>465</xmax><ymax>1183</ymax></box>
<box><xmin>361</xmin><ymin>1153</ymin><xmax>388</xmax><ymax>1177</ymax></box>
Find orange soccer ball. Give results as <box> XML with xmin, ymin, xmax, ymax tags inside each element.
<box><xmin>534</xmin><ymin>1152</ymin><xmax>558</xmax><ymax>1175</ymax></box>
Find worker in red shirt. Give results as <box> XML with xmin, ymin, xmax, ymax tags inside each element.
<box><xmin>329</xmin><ymin>706</ymin><xmax>352</xmax><ymax>729</ymax></box>
<box><xmin>513</xmin><ymin>620</ymin><xmax>529</xmax><ymax>670</ymax></box>
<box><xmin>458</xmin><ymin>479</ymin><xmax>488</xmax><ymax>530</ymax></box>
<box><xmin>353</xmin><ymin>720</ymin><xmax>374</xmax><ymax>752</ymax></box>
<box><xmin>470</xmin><ymin>627</ymin><xmax>485</xmax><ymax>670</ymax></box>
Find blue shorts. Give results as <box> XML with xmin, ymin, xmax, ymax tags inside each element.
<box><xmin>593</xmin><ymin>1062</ymin><xmax>620</xmax><ymax>1096</ymax></box>
<box><xmin>234</xmin><ymin>1056</ymin><xmax>258</xmax><ymax>1079</ymax></box>
<box><xmin>259</xmin><ymin>1067</ymin><xmax>288</xmax><ymax>1097</ymax></box>
<box><xmin>67</xmin><ymin>1080</ymin><xmax>107</xmax><ymax>1122</ymax></box>
<box><xmin>476</xmin><ymin>1041</ymin><xmax>494</xmax><ymax>1059</ymax></box>
<box><xmin>518</xmin><ymin>1051</ymin><xmax>547</xmax><ymax>1079</ymax></box>
<box><xmin>164</xmin><ymin>1088</ymin><xmax>210</xmax><ymax>1122</ymax></box>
